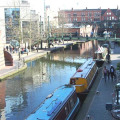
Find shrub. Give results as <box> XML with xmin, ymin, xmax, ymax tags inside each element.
<box><xmin>117</xmin><ymin>62</ymin><xmax>120</xmax><ymax>70</ymax></box>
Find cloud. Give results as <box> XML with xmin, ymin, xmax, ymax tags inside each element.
<box><xmin>29</xmin><ymin>0</ymin><xmax>120</xmax><ymax>13</ymax></box>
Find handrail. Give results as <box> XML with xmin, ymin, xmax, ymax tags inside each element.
<box><xmin>46</xmin><ymin>98</ymin><xmax>58</xmax><ymax>109</ymax></box>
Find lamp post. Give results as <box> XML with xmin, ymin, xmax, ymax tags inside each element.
<box><xmin>39</xmin><ymin>16</ymin><xmax>43</xmax><ymax>49</ymax></box>
<box><xmin>48</xmin><ymin>16</ymin><xmax>50</xmax><ymax>48</ymax></box>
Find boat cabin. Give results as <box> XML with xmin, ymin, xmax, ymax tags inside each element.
<box><xmin>26</xmin><ymin>84</ymin><xmax>80</xmax><ymax>120</ymax></box>
<box><xmin>70</xmin><ymin>59</ymin><xmax>98</xmax><ymax>93</ymax></box>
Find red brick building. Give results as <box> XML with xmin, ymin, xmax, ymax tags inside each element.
<box><xmin>58</xmin><ymin>8</ymin><xmax>119</xmax><ymax>25</ymax></box>
<box><xmin>58</xmin><ymin>8</ymin><xmax>120</xmax><ymax>37</ymax></box>
<box><xmin>58</xmin><ymin>8</ymin><xmax>101</xmax><ymax>25</ymax></box>
<box><xmin>101</xmin><ymin>8</ymin><xmax>118</xmax><ymax>21</ymax></box>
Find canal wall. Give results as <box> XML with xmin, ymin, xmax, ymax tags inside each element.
<box><xmin>0</xmin><ymin>81</ymin><xmax>6</xmax><ymax>109</ymax></box>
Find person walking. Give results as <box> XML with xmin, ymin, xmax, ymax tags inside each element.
<box><xmin>110</xmin><ymin>65</ymin><xmax>115</xmax><ymax>81</ymax></box>
<box><xmin>103</xmin><ymin>66</ymin><xmax>107</xmax><ymax>82</ymax></box>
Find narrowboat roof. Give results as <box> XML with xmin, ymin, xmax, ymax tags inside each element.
<box><xmin>26</xmin><ymin>85</ymin><xmax>75</xmax><ymax>120</ymax></box>
<box><xmin>71</xmin><ymin>59</ymin><xmax>96</xmax><ymax>79</ymax></box>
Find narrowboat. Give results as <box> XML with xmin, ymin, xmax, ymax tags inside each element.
<box><xmin>26</xmin><ymin>84</ymin><xmax>80</xmax><ymax>120</ymax></box>
<box><xmin>94</xmin><ymin>46</ymin><xmax>107</xmax><ymax>67</ymax></box>
<box><xmin>70</xmin><ymin>59</ymin><xmax>98</xmax><ymax>99</ymax></box>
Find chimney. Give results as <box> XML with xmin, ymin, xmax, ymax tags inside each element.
<box><xmin>72</xmin><ymin>8</ymin><xmax>73</xmax><ymax>11</ymax></box>
<box><xmin>86</xmin><ymin>7</ymin><xmax>87</xmax><ymax>9</ymax></box>
<box><xmin>117</xmin><ymin>5</ymin><xmax>119</xmax><ymax>10</ymax></box>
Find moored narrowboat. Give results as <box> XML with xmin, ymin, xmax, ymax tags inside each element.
<box><xmin>93</xmin><ymin>46</ymin><xmax>107</xmax><ymax>67</ymax></box>
<box><xmin>70</xmin><ymin>59</ymin><xmax>98</xmax><ymax>99</ymax></box>
<box><xmin>26</xmin><ymin>84</ymin><xmax>80</xmax><ymax>120</ymax></box>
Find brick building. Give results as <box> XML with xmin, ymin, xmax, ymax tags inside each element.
<box><xmin>58</xmin><ymin>8</ymin><xmax>101</xmax><ymax>26</ymax></box>
<box><xmin>101</xmin><ymin>8</ymin><xmax>118</xmax><ymax>21</ymax></box>
<box><xmin>58</xmin><ymin>8</ymin><xmax>120</xmax><ymax>24</ymax></box>
<box><xmin>58</xmin><ymin>8</ymin><xmax>120</xmax><ymax>37</ymax></box>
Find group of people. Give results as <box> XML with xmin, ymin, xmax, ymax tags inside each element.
<box><xmin>103</xmin><ymin>65</ymin><xmax>116</xmax><ymax>81</ymax></box>
<box><xmin>4</xmin><ymin>45</ymin><xmax>19</xmax><ymax>53</ymax></box>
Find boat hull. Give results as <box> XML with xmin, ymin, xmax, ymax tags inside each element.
<box><xmin>67</xmin><ymin>98</ymin><xmax>80</xmax><ymax>120</ymax></box>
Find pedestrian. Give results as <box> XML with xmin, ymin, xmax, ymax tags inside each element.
<box><xmin>110</xmin><ymin>65</ymin><xmax>115</xmax><ymax>81</ymax></box>
<box><xmin>9</xmin><ymin>45</ymin><xmax>12</xmax><ymax>53</ymax></box>
<box><xmin>36</xmin><ymin>46</ymin><xmax>38</xmax><ymax>52</ymax></box>
<box><xmin>6</xmin><ymin>46</ymin><xmax>8</xmax><ymax>51</ymax></box>
<box><xmin>106</xmin><ymin>54</ymin><xmax>110</xmax><ymax>63</ymax></box>
<box><xmin>103</xmin><ymin>66</ymin><xmax>107</xmax><ymax>82</ymax></box>
<box><xmin>26</xmin><ymin>48</ymin><xmax>29</xmax><ymax>55</ymax></box>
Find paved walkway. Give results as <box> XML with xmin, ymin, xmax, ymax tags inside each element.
<box><xmin>0</xmin><ymin>41</ymin><xmax>75</xmax><ymax>80</ymax></box>
<box><xmin>76</xmin><ymin>42</ymin><xmax>120</xmax><ymax>120</ymax></box>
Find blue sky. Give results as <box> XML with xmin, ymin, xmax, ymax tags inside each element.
<box><xmin>28</xmin><ymin>0</ymin><xmax>120</xmax><ymax>13</ymax></box>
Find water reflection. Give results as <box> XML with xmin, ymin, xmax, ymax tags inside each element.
<box><xmin>0</xmin><ymin>47</ymin><xmax>87</xmax><ymax>120</ymax></box>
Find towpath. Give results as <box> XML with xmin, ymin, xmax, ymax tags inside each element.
<box><xmin>75</xmin><ymin>41</ymin><xmax>120</xmax><ymax>120</ymax></box>
<box><xmin>0</xmin><ymin>41</ymin><xmax>75</xmax><ymax>80</ymax></box>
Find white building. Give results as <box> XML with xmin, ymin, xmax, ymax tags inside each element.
<box><xmin>45</xmin><ymin>6</ymin><xmax>58</xmax><ymax>28</ymax></box>
<box><xmin>0</xmin><ymin>0</ymin><xmax>39</xmax><ymax>44</ymax></box>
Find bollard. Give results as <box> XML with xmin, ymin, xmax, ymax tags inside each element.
<box><xmin>86</xmin><ymin>115</ymin><xmax>91</xmax><ymax>120</ymax></box>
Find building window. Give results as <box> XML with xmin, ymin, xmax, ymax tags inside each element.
<box><xmin>81</xmin><ymin>12</ymin><xmax>85</xmax><ymax>16</ymax></box>
<box><xmin>104</xmin><ymin>16</ymin><xmax>105</xmax><ymax>20</ymax></box>
<box><xmin>98</xmin><ymin>12</ymin><xmax>100</xmax><ymax>16</ymax></box>
<box><xmin>107</xmin><ymin>12</ymin><xmax>111</xmax><ymax>15</ymax></box>
<box><xmin>73</xmin><ymin>13</ymin><xmax>77</xmax><ymax>22</ymax></box>
<box><xmin>94</xmin><ymin>18</ymin><xmax>100</xmax><ymax>21</ymax></box>
<box><xmin>65</xmin><ymin>106</ymin><xmax>68</xmax><ymax>116</ymax></box>
<box><xmin>82</xmin><ymin>17</ymin><xmax>85</xmax><ymax>21</ymax></box>
<box><xmin>68</xmin><ymin>14</ymin><xmax>71</xmax><ymax>22</ymax></box>
<box><xmin>70</xmin><ymin>98</ymin><xmax>74</xmax><ymax>108</ymax></box>
<box><xmin>112</xmin><ymin>16</ymin><xmax>114</xmax><ymax>20</ymax></box>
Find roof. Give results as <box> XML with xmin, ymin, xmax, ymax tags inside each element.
<box><xmin>101</xmin><ymin>9</ymin><xmax>118</xmax><ymax>16</ymax></box>
<box><xmin>26</xmin><ymin>85</ymin><xmax>75</xmax><ymax>120</ymax></box>
<box><xmin>71</xmin><ymin>59</ymin><xmax>95</xmax><ymax>79</ymax></box>
<box><xmin>59</xmin><ymin>9</ymin><xmax>101</xmax><ymax>12</ymax></box>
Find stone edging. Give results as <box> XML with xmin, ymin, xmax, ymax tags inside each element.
<box><xmin>0</xmin><ymin>64</ymin><xmax>27</xmax><ymax>81</ymax></box>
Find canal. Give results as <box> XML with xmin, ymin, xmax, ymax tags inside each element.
<box><xmin>0</xmin><ymin>45</ymin><xmax>91</xmax><ymax>120</ymax></box>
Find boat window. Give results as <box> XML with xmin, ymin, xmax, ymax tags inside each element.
<box><xmin>70</xmin><ymin>79</ymin><xmax>75</xmax><ymax>85</ymax></box>
<box><xmin>70</xmin><ymin>98</ymin><xmax>74</xmax><ymax>108</ymax></box>
<box><xmin>65</xmin><ymin>106</ymin><xmax>68</xmax><ymax>116</ymax></box>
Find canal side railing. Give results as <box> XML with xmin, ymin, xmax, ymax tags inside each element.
<box><xmin>33</xmin><ymin>36</ymin><xmax>120</xmax><ymax>49</ymax></box>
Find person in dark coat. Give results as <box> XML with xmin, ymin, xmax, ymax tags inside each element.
<box><xmin>110</xmin><ymin>65</ymin><xmax>115</xmax><ymax>81</ymax></box>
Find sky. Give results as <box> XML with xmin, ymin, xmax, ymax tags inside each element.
<box><xmin>28</xmin><ymin>0</ymin><xmax>120</xmax><ymax>14</ymax></box>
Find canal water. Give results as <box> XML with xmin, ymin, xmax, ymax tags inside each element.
<box><xmin>0</xmin><ymin>46</ymin><xmax>89</xmax><ymax>120</ymax></box>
